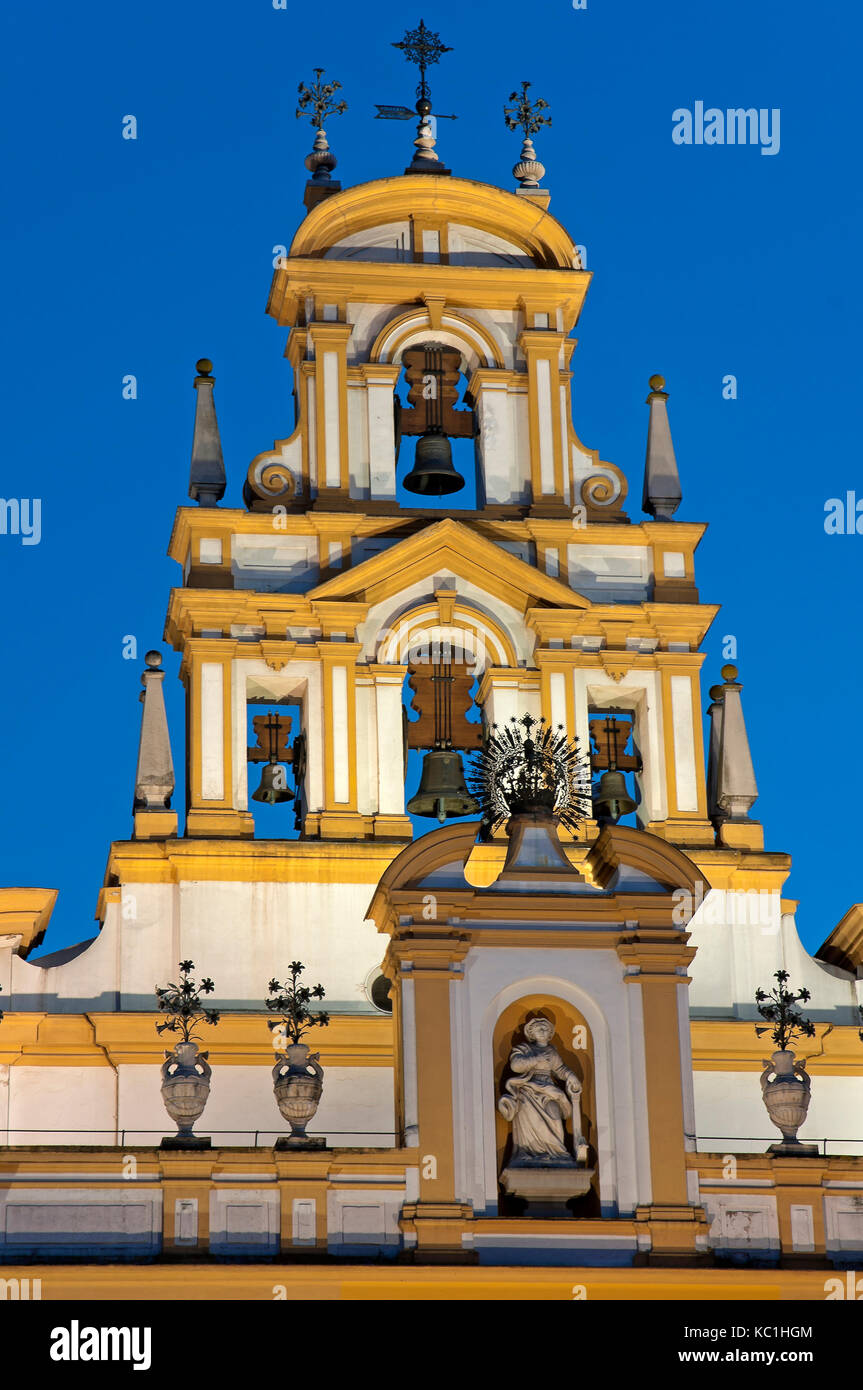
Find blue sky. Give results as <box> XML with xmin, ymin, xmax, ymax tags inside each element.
<box><xmin>0</xmin><ymin>0</ymin><xmax>859</xmax><ymax>959</ymax></box>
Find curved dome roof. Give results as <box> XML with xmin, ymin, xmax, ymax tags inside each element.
<box><xmin>289</xmin><ymin>174</ymin><xmax>581</xmax><ymax>272</ymax></box>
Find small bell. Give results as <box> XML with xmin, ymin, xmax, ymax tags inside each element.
<box><xmin>592</xmin><ymin>769</ymin><xmax>636</xmax><ymax>825</ymax></box>
<box><xmin>252</xmin><ymin>760</ymin><xmax>294</xmax><ymax>805</ymax></box>
<box><xmin>407</xmin><ymin>749</ymin><xmax>480</xmax><ymax>822</ymax></box>
<box><xmin>403</xmin><ymin>431</ymin><xmax>465</xmax><ymax>496</ymax></box>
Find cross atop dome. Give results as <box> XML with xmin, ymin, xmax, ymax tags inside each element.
<box><xmin>376</xmin><ymin>19</ymin><xmax>457</xmax><ymax>175</ymax></box>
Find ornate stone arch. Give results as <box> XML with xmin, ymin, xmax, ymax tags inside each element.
<box><xmin>371</xmin><ymin>307</ymin><xmax>505</xmax><ymax>374</ymax></box>
<box><xmin>373</xmin><ymin>598</ymin><xmax>519</xmax><ymax>674</ymax></box>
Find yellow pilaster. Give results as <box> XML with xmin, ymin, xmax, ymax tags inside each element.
<box><xmin>184</xmin><ymin>639</ymin><xmax>253</xmax><ymax>839</ymax></box>
<box><xmin>536</xmin><ymin>649</ymin><xmax>577</xmax><ymax>738</ymax></box>
<box><xmin>387</xmin><ymin>934</ymin><xmax>473</xmax><ymax>1259</ymax></box>
<box><xmin>308</xmin><ymin>322</ymin><xmax>353</xmax><ymax>500</ymax></box>
<box><xmin>618</xmin><ymin>934</ymin><xmax>709</xmax><ymax>1260</ymax></box>
<box><xmin>519</xmin><ymin>328</ymin><xmax>567</xmax><ymax>510</ymax></box>
<box><xmin>655</xmin><ymin>655</ymin><xmax>714</xmax><ymax>846</ymax></box>
<box><xmin>316</xmin><ymin>640</ymin><xmax>365</xmax><ymax>838</ymax></box>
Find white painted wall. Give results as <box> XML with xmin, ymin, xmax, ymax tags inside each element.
<box><xmin>688</xmin><ymin>896</ymin><xmax>861</xmax><ymax>1022</ymax></box>
<box><xmin>693</xmin><ymin>1070</ymin><xmax>863</xmax><ymax>1156</ymax></box>
<box><xmin>10</xmin><ymin>878</ymin><xmax>389</xmax><ymax>1012</ymax></box>
<box><xmin>7</xmin><ymin>1066</ymin><xmax>116</xmax><ymax>1145</ymax></box>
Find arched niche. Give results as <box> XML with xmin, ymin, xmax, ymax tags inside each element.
<box><xmin>493</xmin><ymin>993</ymin><xmax>599</xmax><ymax>1216</ymax></box>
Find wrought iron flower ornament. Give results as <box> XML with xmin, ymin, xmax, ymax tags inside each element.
<box><xmin>267</xmin><ymin>960</ymin><xmax>330</xmax><ymax>1046</ymax></box>
<box><xmin>504</xmin><ymin>81</ymin><xmax>552</xmax><ymax>137</ymax></box>
<box><xmin>296</xmin><ymin>68</ymin><xmax>348</xmax><ymax>129</ymax></box>
<box><xmin>154</xmin><ymin>960</ymin><xmax>220</xmax><ymax>1043</ymax></box>
<box><xmin>754</xmin><ymin>970</ymin><xmax>816</xmax><ymax>1052</ymax></box>
<box><xmin>468</xmin><ymin>714</ymin><xmax>591</xmax><ymax>834</ymax></box>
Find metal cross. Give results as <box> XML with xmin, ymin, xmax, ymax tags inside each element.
<box><xmin>503</xmin><ymin>81</ymin><xmax>552</xmax><ymax>137</ymax></box>
<box><xmin>295</xmin><ymin>68</ymin><xmax>348</xmax><ymax>130</ymax></box>
<box><xmin>393</xmin><ymin>19</ymin><xmax>452</xmax><ymax>103</ymax></box>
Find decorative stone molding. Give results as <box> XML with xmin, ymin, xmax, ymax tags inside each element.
<box><xmin>0</xmin><ymin>888</ymin><xmax>57</xmax><ymax>957</ymax></box>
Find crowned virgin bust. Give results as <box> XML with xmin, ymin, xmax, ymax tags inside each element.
<box><xmin>498</xmin><ymin>1017</ymin><xmax>586</xmax><ymax>1167</ymax></box>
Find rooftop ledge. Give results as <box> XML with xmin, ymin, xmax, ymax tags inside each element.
<box><xmin>0</xmin><ymin>888</ymin><xmax>58</xmax><ymax>957</ymax></box>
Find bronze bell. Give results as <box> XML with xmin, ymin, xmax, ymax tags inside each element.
<box><xmin>403</xmin><ymin>431</ymin><xmax>465</xmax><ymax>496</ymax></box>
<box><xmin>252</xmin><ymin>760</ymin><xmax>294</xmax><ymax>805</ymax></box>
<box><xmin>592</xmin><ymin>769</ymin><xmax>637</xmax><ymax>824</ymax></box>
<box><xmin>407</xmin><ymin>749</ymin><xmax>480</xmax><ymax>823</ymax></box>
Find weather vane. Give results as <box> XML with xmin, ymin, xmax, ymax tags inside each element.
<box><xmin>503</xmin><ymin>81</ymin><xmax>552</xmax><ymax>190</ymax></box>
<box><xmin>375</xmin><ymin>20</ymin><xmax>456</xmax><ymax>174</ymax></box>
<box><xmin>296</xmin><ymin>68</ymin><xmax>348</xmax><ymax>187</ymax></box>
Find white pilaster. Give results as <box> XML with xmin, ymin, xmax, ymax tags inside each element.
<box><xmin>331</xmin><ymin>664</ymin><xmax>350</xmax><ymax>804</ymax></box>
<box><xmin>200</xmin><ymin>663</ymin><xmax>224</xmax><ymax>801</ymax></box>
<box><xmin>536</xmin><ymin>358</ymin><xmax>555</xmax><ymax>495</ymax></box>
<box><xmin>670</xmin><ymin>674</ymin><xmax>698</xmax><ymax>813</ymax></box>
<box><xmin>374</xmin><ymin>672</ymin><xmax>406</xmax><ymax>814</ymax></box>
<box><xmin>322</xmin><ymin>352</ymin><xmax>341</xmax><ymax>489</ymax></box>
<box><xmin>365</xmin><ymin>372</ymin><xmax>398</xmax><ymax>500</ymax></box>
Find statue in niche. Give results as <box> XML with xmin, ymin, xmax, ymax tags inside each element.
<box><xmin>498</xmin><ymin>1016</ymin><xmax>586</xmax><ymax>1167</ymax></box>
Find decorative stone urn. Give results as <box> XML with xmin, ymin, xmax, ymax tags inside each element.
<box><xmin>512</xmin><ymin>136</ymin><xmax>546</xmax><ymax>189</ymax></box>
<box><xmin>760</xmin><ymin>1050</ymin><xmax>816</xmax><ymax>1153</ymax></box>
<box><xmin>160</xmin><ymin>1042</ymin><xmax>212</xmax><ymax>1143</ymax></box>
<box><xmin>272</xmin><ymin>1043</ymin><xmax>325</xmax><ymax>1150</ymax></box>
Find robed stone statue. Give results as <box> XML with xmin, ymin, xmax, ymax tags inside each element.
<box><xmin>498</xmin><ymin>1016</ymin><xmax>586</xmax><ymax>1166</ymax></box>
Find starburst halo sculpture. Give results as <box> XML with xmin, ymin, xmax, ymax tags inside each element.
<box><xmin>468</xmin><ymin>714</ymin><xmax>592</xmax><ymax>835</ymax></box>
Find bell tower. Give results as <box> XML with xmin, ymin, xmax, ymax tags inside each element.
<box><xmin>145</xmin><ymin>65</ymin><xmax>752</xmax><ymax>1131</ymax></box>
<box><xmin>165</xmin><ymin>149</ymin><xmax>720</xmax><ymax>852</ymax></box>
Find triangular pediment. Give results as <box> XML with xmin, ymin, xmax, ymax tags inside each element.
<box><xmin>308</xmin><ymin>519</ymin><xmax>591</xmax><ymax>612</ymax></box>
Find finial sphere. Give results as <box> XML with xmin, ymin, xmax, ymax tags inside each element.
<box><xmin>145</xmin><ymin>650</ymin><xmax>163</xmax><ymax>669</ymax></box>
<box><xmin>649</xmin><ymin>373</ymin><xmax>665</xmax><ymax>391</ymax></box>
<box><xmin>709</xmin><ymin>685</ymin><xmax>723</xmax><ymax>700</ymax></box>
<box><xmin>721</xmin><ymin>663</ymin><xmax>738</xmax><ymax>681</ymax></box>
<box><xmin>196</xmin><ymin>358</ymin><xmax>213</xmax><ymax>376</ymax></box>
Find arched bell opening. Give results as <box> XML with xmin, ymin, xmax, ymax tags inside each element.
<box><xmin>493</xmin><ymin>995</ymin><xmax>599</xmax><ymax>1220</ymax></box>
<box><xmin>588</xmin><ymin>708</ymin><xmax>642</xmax><ymax>829</ymax></box>
<box><xmin>245</xmin><ymin>697</ymin><xmax>306</xmax><ymax>839</ymax></box>
<box><xmin>401</xmin><ymin>631</ymin><xmax>484</xmax><ymax>830</ymax></box>
<box><xmin>394</xmin><ymin>342</ymin><xmax>478</xmax><ymax>509</ymax></box>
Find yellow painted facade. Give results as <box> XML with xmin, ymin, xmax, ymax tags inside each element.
<box><xmin>2</xmin><ymin>147</ymin><xmax>862</xmax><ymax>1303</ymax></box>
